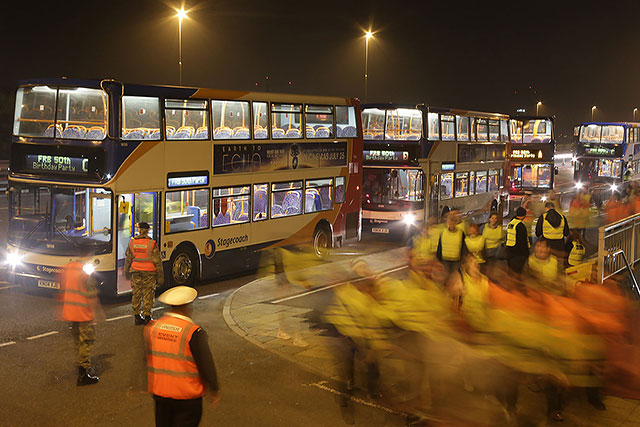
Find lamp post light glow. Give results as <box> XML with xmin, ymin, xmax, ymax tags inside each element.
<box><xmin>177</xmin><ymin>8</ymin><xmax>188</xmax><ymax>86</ymax></box>
<box><xmin>364</xmin><ymin>30</ymin><xmax>373</xmax><ymax>103</ymax></box>
<box><xmin>591</xmin><ymin>105</ymin><xmax>596</xmax><ymax>121</ymax></box>
<box><xmin>634</xmin><ymin>108</ymin><xmax>638</xmax><ymax>121</ymax></box>
<box><xmin>536</xmin><ymin>101</ymin><xmax>542</xmax><ymax>115</ymax></box>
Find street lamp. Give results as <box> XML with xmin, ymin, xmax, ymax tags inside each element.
<box><xmin>177</xmin><ymin>8</ymin><xmax>188</xmax><ymax>86</ymax></box>
<box><xmin>591</xmin><ymin>105</ymin><xmax>597</xmax><ymax>121</ymax></box>
<box><xmin>634</xmin><ymin>107</ymin><xmax>638</xmax><ymax>121</ymax></box>
<box><xmin>364</xmin><ymin>30</ymin><xmax>373</xmax><ymax>103</ymax></box>
<box><xmin>536</xmin><ymin>101</ymin><xmax>542</xmax><ymax>115</ymax></box>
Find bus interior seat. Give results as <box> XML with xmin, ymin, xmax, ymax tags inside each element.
<box><xmin>271</xmin><ymin>204</ymin><xmax>284</xmax><ymax>218</ymax></box>
<box><xmin>406</xmin><ymin>132</ymin><xmax>420</xmax><ymax>140</ymax></box>
<box><xmin>254</xmin><ymin>127</ymin><xmax>268</xmax><ymax>139</ymax></box>
<box><xmin>86</xmin><ymin>126</ymin><xmax>105</xmax><ymax>140</ymax></box>
<box><xmin>338</xmin><ymin>125</ymin><xmax>357</xmax><ymax>138</ymax></box>
<box><xmin>195</xmin><ymin>127</ymin><xmax>209</xmax><ymax>139</ymax></box>
<box><xmin>253</xmin><ymin>190</ymin><xmax>267</xmax><ymax>219</ymax></box>
<box><xmin>232</xmin><ymin>127</ymin><xmax>250</xmax><ymax>139</ymax></box>
<box><xmin>214</xmin><ymin>126</ymin><xmax>233</xmax><ymax>139</ymax></box>
<box><xmin>305</xmin><ymin>189</ymin><xmax>322</xmax><ymax>212</ymax></box>
<box><xmin>146</xmin><ymin>128</ymin><xmax>161</xmax><ymax>139</ymax></box>
<box><xmin>174</xmin><ymin>126</ymin><xmax>194</xmax><ymax>139</ymax></box>
<box><xmin>271</xmin><ymin>128</ymin><xmax>285</xmax><ymax>139</ymax></box>
<box><xmin>282</xmin><ymin>191</ymin><xmax>301</xmax><ymax>214</ymax></box>
<box><xmin>165</xmin><ymin>126</ymin><xmax>176</xmax><ymax>139</ymax></box>
<box><xmin>186</xmin><ymin>206</ymin><xmax>201</xmax><ymax>229</ymax></box>
<box><xmin>315</xmin><ymin>126</ymin><xmax>330</xmax><ymax>138</ymax></box>
<box><xmin>213</xmin><ymin>211</ymin><xmax>231</xmax><ymax>226</ymax></box>
<box><xmin>306</xmin><ymin>126</ymin><xmax>316</xmax><ymax>138</ymax></box>
<box><xmin>62</xmin><ymin>125</ymin><xmax>87</xmax><ymax>139</ymax></box>
<box><xmin>43</xmin><ymin>124</ymin><xmax>63</xmax><ymax>137</ymax></box>
<box><xmin>285</xmin><ymin>128</ymin><xmax>301</xmax><ymax>139</ymax></box>
<box><xmin>123</xmin><ymin>128</ymin><xmax>145</xmax><ymax>140</ymax></box>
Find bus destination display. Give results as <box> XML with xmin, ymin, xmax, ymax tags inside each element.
<box><xmin>25</xmin><ymin>154</ymin><xmax>88</xmax><ymax>174</ymax></box>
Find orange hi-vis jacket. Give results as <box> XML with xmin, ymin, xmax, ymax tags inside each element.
<box><xmin>61</xmin><ymin>261</ymin><xmax>94</xmax><ymax>322</ymax></box>
<box><xmin>144</xmin><ymin>313</ymin><xmax>205</xmax><ymax>399</ymax></box>
<box><xmin>129</xmin><ymin>237</ymin><xmax>157</xmax><ymax>272</ymax></box>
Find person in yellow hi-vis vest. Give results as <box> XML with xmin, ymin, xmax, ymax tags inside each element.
<box><xmin>482</xmin><ymin>211</ymin><xmax>503</xmax><ymax>263</ymax></box>
<box><xmin>410</xmin><ymin>218</ymin><xmax>444</xmax><ymax>268</ymax></box>
<box><xmin>436</xmin><ymin>211</ymin><xmax>466</xmax><ymax>274</ymax></box>
<box><xmin>526</xmin><ymin>240</ymin><xmax>562</xmax><ymax>293</ymax></box>
<box><xmin>506</xmin><ymin>207</ymin><xmax>530</xmax><ymax>274</ymax></box>
<box><xmin>565</xmin><ymin>230</ymin><xmax>586</xmax><ymax>268</ymax></box>
<box><xmin>464</xmin><ymin>223</ymin><xmax>485</xmax><ymax>265</ymax></box>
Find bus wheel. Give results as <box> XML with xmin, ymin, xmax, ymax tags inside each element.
<box><xmin>170</xmin><ymin>247</ymin><xmax>197</xmax><ymax>286</ymax></box>
<box><xmin>313</xmin><ymin>225</ymin><xmax>332</xmax><ymax>258</ymax></box>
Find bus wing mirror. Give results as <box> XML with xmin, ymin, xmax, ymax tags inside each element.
<box><xmin>554</xmin><ymin>167</ymin><xmax>559</xmax><ymax>175</ymax></box>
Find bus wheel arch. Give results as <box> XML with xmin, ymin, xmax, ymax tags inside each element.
<box><xmin>168</xmin><ymin>242</ymin><xmax>200</xmax><ymax>287</ymax></box>
<box><xmin>313</xmin><ymin>220</ymin><xmax>333</xmax><ymax>258</ymax></box>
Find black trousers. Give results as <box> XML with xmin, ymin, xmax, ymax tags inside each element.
<box><xmin>507</xmin><ymin>255</ymin><xmax>527</xmax><ymax>274</ymax></box>
<box><xmin>154</xmin><ymin>395</ymin><xmax>203</xmax><ymax>427</ymax></box>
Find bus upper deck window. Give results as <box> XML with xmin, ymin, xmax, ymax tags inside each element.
<box><xmin>362</xmin><ymin>108</ymin><xmax>385</xmax><ymax>140</ymax></box>
<box><xmin>385</xmin><ymin>108</ymin><xmax>422</xmax><ymax>141</ymax></box>
<box><xmin>122</xmin><ymin>96</ymin><xmax>160</xmax><ymax>140</ymax></box>
<box><xmin>212</xmin><ymin>100</ymin><xmax>250</xmax><ymax>140</ymax></box>
<box><xmin>305</xmin><ymin>105</ymin><xmax>334</xmax><ymax>139</ymax></box>
<box><xmin>456</xmin><ymin>116</ymin><xmax>469</xmax><ymax>141</ymax></box>
<box><xmin>427</xmin><ymin>113</ymin><xmax>439</xmax><ymax>141</ymax></box>
<box><xmin>336</xmin><ymin>106</ymin><xmax>358</xmax><ymax>138</ymax></box>
<box><xmin>476</xmin><ymin>119</ymin><xmax>488</xmax><ymax>142</ymax></box>
<box><xmin>271</xmin><ymin>103</ymin><xmax>302</xmax><ymax>139</ymax></box>
<box><xmin>489</xmin><ymin>120</ymin><xmax>500</xmax><ymax>142</ymax></box>
<box><xmin>440</xmin><ymin>115</ymin><xmax>455</xmax><ymax>141</ymax></box>
<box><xmin>253</xmin><ymin>102</ymin><xmax>268</xmax><ymax>139</ymax></box>
<box><xmin>165</xmin><ymin>99</ymin><xmax>210</xmax><ymax>140</ymax></box>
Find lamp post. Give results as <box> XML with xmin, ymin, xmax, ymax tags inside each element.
<box><xmin>536</xmin><ymin>101</ymin><xmax>542</xmax><ymax>115</ymax></box>
<box><xmin>177</xmin><ymin>8</ymin><xmax>187</xmax><ymax>86</ymax></box>
<box><xmin>591</xmin><ymin>105</ymin><xmax>597</xmax><ymax>121</ymax></box>
<box><xmin>634</xmin><ymin>107</ymin><xmax>638</xmax><ymax>121</ymax></box>
<box><xmin>364</xmin><ymin>30</ymin><xmax>373</xmax><ymax>103</ymax></box>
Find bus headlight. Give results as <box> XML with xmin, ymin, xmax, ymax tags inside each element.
<box><xmin>611</xmin><ymin>184</ymin><xmax>618</xmax><ymax>192</ymax></box>
<box><xmin>403</xmin><ymin>213</ymin><xmax>416</xmax><ymax>226</ymax></box>
<box><xmin>6</xmin><ymin>252</ymin><xmax>24</xmax><ymax>268</ymax></box>
<box><xmin>575</xmin><ymin>182</ymin><xmax>583</xmax><ymax>190</ymax></box>
<box><xmin>541</xmin><ymin>196</ymin><xmax>547</xmax><ymax>202</ymax></box>
<box><xmin>83</xmin><ymin>262</ymin><xmax>96</xmax><ymax>275</ymax></box>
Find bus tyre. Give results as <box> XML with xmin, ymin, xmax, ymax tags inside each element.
<box><xmin>170</xmin><ymin>247</ymin><xmax>198</xmax><ymax>286</ymax></box>
<box><xmin>313</xmin><ymin>225</ymin><xmax>332</xmax><ymax>258</ymax></box>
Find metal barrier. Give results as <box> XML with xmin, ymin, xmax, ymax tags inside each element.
<box><xmin>598</xmin><ymin>212</ymin><xmax>640</xmax><ymax>283</ymax></box>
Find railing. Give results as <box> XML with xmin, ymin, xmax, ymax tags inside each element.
<box><xmin>598</xmin><ymin>212</ymin><xmax>640</xmax><ymax>283</ymax></box>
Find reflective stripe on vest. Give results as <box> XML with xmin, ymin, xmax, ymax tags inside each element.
<box><xmin>482</xmin><ymin>224</ymin><xmax>502</xmax><ymax>249</ymax></box>
<box><xmin>61</xmin><ymin>262</ymin><xmax>93</xmax><ymax>322</ymax></box>
<box><xmin>542</xmin><ymin>212</ymin><xmax>565</xmax><ymax>240</ymax></box>
<box><xmin>465</xmin><ymin>235</ymin><xmax>485</xmax><ymax>263</ymax></box>
<box><xmin>441</xmin><ymin>228</ymin><xmax>463</xmax><ymax>261</ymax></box>
<box><xmin>130</xmin><ymin>237</ymin><xmax>156</xmax><ymax>272</ymax></box>
<box><xmin>144</xmin><ymin>315</ymin><xmax>205</xmax><ymax>399</ymax></box>
<box><xmin>568</xmin><ymin>241</ymin><xmax>586</xmax><ymax>266</ymax></box>
<box><xmin>506</xmin><ymin>218</ymin><xmax>529</xmax><ymax>248</ymax></box>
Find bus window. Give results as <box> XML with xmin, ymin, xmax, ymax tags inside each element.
<box><xmin>362</xmin><ymin>108</ymin><xmax>385</xmax><ymax>140</ymax></box>
<box><xmin>212</xmin><ymin>100</ymin><xmax>250</xmax><ymax>140</ymax></box>
<box><xmin>336</xmin><ymin>106</ymin><xmax>358</xmax><ymax>138</ymax></box>
<box><xmin>55</xmin><ymin>88</ymin><xmax>108</xmax><ymax>140</ymax></box>
<box><xmin>165</xmin><ymin>99</ymin><xmax>209</xmax><ymax>140</ymax></box>
<box><xmin>427</xmin><ymin>113</ymin><xmax>439</xmax><ymax>141</ymax></box>
<box><xmin>440</xmin><ymin>115</ymin><xmax>455</xmax><ymax>141</ymax></box>
<box><xmin>536</xmin><ymin>165</ymin><xmax>552</xmax><ymax>188</ymax></box>
<box><xmin>475</xmin><ymin>171</ymin><xmax>487</xmax><ymax>194</ymax></box>
<box><xmin>510</xmin><ymin>120</ymin><xmax>523</xmax><ymax>143</ymax></box>
<box><xmin>385</xmin><ymin>108</ymin><xmax>422</xmax><ymax>141</ymax></box>
<box><xmin>456</xmin><ymin>116</ymin><xmax>469</xmax><ymax>141</ymax></box>
<box><xmin>598</xmin><ymin>159</ymin><xmax>622</xmax><ymax>178</ymax></box>
<box><xmin>455</xmin><ymin>172</ymin><xmax>469</xmax><ymax>197</ymax></box>
<box><xmin>470</xmin><ymin>117</ymin><xmax>477</xmax><ymax>141</ymax></box>
<box><xmin>122</xmin><ymin>96</ymin><xmax>160</xmax><ymax>140</ymax></box>
<box><xmin>489</xmin><ymin>120</ymin><xmax>500</xmax><ymax>142</ymax></box>
<box><xmin>500</xmin><ymin>120</ymin><xmax>509</xmax><ymax>142</ymax></box>
<box><xmin>488</xmin><ymin>170</ymin><xmax>500</xmax><ymax>192</ymax></box>
<box><xmin>476</xmin><ymin>119</ymin><xmax>488</xmax><ymax>142</ymax></box>
<box><xmin>253</xmin><ymin>183</ymin><xmax>268</xmax><ymax>221</ymax></box>
<box><xmin>601</xmin><ymin>125</ymin><xmax>624</xmax><ymax>144</ymax></box>
<box><xmin>165</xmin><ymin>188</ymin><xmax>209</xmax><ymax>233</ymax></box>
<box><xmin>579</xmin><ymin>124</ymin><xmax>601</xmax><ymax>143</ymax></box>
<box><xmin>253</xmin><ymin>102</ymin><xmax>269</xmax><ymax>139</ymax></box>
<box><xmin>335</xmin><ymin>176</ymin><xmax>345</xmax><ymax>203</ymax></box>
<box><xmin>468</xmin><ymin>171</ymin><xmax>475</xmax><ymax>195</ymax></box>
<box><xmin>14</xmin><ymin>86</ymin><xmax>56</xmax><ymax>137</ymax></box>
<box><xmin>305</xmin><ymin>178</ymin><xmax>333</xmax><ymax>213</ymax></box>
<box><xmin>440</xmin><ymin>173</ymin><xmax>453</xmax><ymax>199</ymax></box>
<box><xmin>522</xmin><ymin>165</ymin><xmax>534</xmax><ymax>187</ymax></box>
<box><xmin>212</xmin><ymin>186</ymin><xmax>250</xmax><ymax>226</ymax></box>
<box><xmin>486</xmin><ymin>145</ymin><xmax>505</xmax><ymax>160</ymax></box>
<box><xmin>458</xmin><ymin>144</ymin><xmax>486</xmax><ymax>163</ymax></box>
<box><xmin>272</xmin><ymin>103</ymin><xmax>302</xmax><ymax>139</ymax></box>
<box><xmin>305</xmin><ymin>105</ymin><xmax>334</xmax><ymax>138</ymax></box>
<box><xmin>271</xmin><ymin>181</ymin><xmax>302</xmax><ymax>217</ymax></box>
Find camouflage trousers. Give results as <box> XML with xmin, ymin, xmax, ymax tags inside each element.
<box><xmin>131</xmin><ymin>271</ymin><xmax>156</xmax><ymax>316</ymax></box>
<box><xmin>71</xmin><ymin>321</ymin><xmax>95</xmax><ymax>369</ymax></box>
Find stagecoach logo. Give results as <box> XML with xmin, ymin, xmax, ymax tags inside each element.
<box><xmin>36</xmin><ymin>265</ymin><xmax>65</xmax><ymax>275</ymax></box>
<box><xmin>204</xmin><ymin>239</ymin><xmax>216</xmax><ymax>259</ymax></box>
<box><xmin>217</xmin><ymin>235</ymin><xmax>249</xmax><ymax>249</ymax></box>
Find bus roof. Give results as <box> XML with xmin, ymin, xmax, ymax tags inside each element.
<box><xmin>362</xmin><ymin>102</ymin><xmax>510</xmax><ymax>120</ymax></box>
<box><xmin>580</xmin><ymin>121</ymin><xmax>640</xmax><ymax>127</ymax></box>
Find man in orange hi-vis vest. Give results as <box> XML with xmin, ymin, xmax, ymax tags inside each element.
<box><xmin>60</xmin><ymin>255</ymin><xmax>104</xmax><ymax>386</ymax></box>
<box><xmin>125</xmin><ymin>222</ymin><xmax>163</xmax><ymax>325</ymax></box>
<box><xmin>144</xmin><ymin>286</ymin><xmax>220</xmax><ymax>426</ymax></box>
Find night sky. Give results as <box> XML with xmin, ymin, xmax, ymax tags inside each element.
<box><xmin>2</xmin><ymin>0</ymin><xmax>640</xmax><ymax>140</ymax></box>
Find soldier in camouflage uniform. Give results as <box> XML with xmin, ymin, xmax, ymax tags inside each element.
<box><xmin>125</xmin><ymin>222</ymin><xmax>163</xmax><ymax>325</ymax></box>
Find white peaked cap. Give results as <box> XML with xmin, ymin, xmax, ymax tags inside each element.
<box><xmin>158</xmin><ymin>286</ymin><xmax>198</xmax><ymax>306</ymax></box>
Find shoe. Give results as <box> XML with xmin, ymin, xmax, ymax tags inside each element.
<box><xmin>143</xmin><ymin>315</ymin><xmax>153</xmax><ymax>325</ymax></box>
<box><xmin>77</xmin><ymin>366</ymin><xmax>99</xmax><ymax>386</ymax></box>
<box><xmin>134</xmin><ymin>314</ymin><xmax>145</xmax><ymax>325</ymax></box>
<box><xmin>277</xmin><ymin>330</ymin><xmax>291</xmax><ymax>340</ymax></box>
<box><xmin>588</xmin><ymin>397</ymin><xmax>606</xmax><ymax>411</ymax></box>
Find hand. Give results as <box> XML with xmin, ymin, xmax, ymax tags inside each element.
<box><xmin>208</xmin><ymin>391</ymin><xmax>221</xmax><ymax>409</ymax></box>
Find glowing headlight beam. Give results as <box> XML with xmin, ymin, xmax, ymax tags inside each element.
<box><xmin>83</xmin><ymin>262</ymin><xmax>96</xmax><ymax>275</ymax></box>
<box><xmin>403</xmin><ymin>213</ymin><xmax>416</xmax><ymax>226</ymax></box>
<box><xmin>6</xmin><ymin>252</ymin><xmax>23</xmax><ymax>268</ymax></box>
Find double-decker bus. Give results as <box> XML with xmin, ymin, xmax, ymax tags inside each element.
<box><xmin>507</xmin><ymin>116</ymin><xmax>555</xmax><ymax>203</ymax></box>
<box><xmin>360</xmin><ymin>104</ymin><xmax>509</xmax><ymax>236</ymax></box>
<box><xmin>574</xmin><ymin>122</ymin><xmax>640</xmax><ymax>185</ymax></box>
<box><xmin>7</xmin><ymin>78</ymin><xmax>362</xmax><ymax>297</ymax></box>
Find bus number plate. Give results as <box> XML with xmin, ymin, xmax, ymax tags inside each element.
<box><xmin>38</xmin><ymin>279</ymin><xmax>60</xmax><ymax>289</ymax></box>
<box><xmin>371</xmin><ymin>227</ymin><xmax>389</xmax><ymax>234</ymax></box>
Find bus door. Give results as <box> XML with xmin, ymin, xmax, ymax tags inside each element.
<box><xmin>428</xmin><ymin>174</ymin><xmax>440</xmax><ymax>221</ymax></box>
<box><xmin>116</xmin><ymin>192</ymin><xmax>159</xmax><ymax>294</ymax></box>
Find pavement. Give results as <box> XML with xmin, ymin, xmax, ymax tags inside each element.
<box><xmin>223</xmin><ymin>246</ymin><xmax>640</xmax><ymax>426</ymax></box>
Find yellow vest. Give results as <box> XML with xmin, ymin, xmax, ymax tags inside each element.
<box><xmin>440</xmin><ymin>228</ymin><xmax>464</xmax><ymax>261</ymax></box>
<box><xmin>542</xmin><ymin>212</ymin><xmax>565</xmax><ymax>240</ymax></box>
<box><xmin>567</xmin><ymin>241</ymin><xmax>586</xmax><ymax>266</ymax></box>
<box><xmin>506</xmin><ymin>218</ymin><xmax>529</xmax><ymax>247</ymax></box>
<box><xmin>482</xmin><ymin>224</ymin><xmax>502</xmax><ymax>249</ymax></box>
<box><xmin>528</xmin><ymin>254</ymin><xmax>558</xmax><ymax>283</ymax></box>
<box><xmin>465</xmin><ymin>235</ymin><xmax>486</xmax><ymax>263</ymax></box>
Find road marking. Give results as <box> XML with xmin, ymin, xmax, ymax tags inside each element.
<box><xmin>105</xmin><ymin>314</ymin><xmax>131</xmax><ymax>322</ymax></box>
<box><xmin>198</xmin><ymin>293</ymin><xmax>219</xmax><ymax>300</ymax></box>
<box><xmin>271</xmin><ymin>265</ymin><xmax>407</xmax><ymax>304</ymax></box>
<box><xmin>26</xmin><ymin>331</ymin><xmax>59</xmax><ymax>340</ymax></box>
<box><xmin>0</xmin><ymin>341</ymin><xmax>16</xmax><ymax>348</ymax></box>
<box><xmin>0</xmin><ymin>285</ymin><xmax>17</xmax><ymax>291</ymax></box>
<box><xmin>152</xmin><ymin>306</ymin><xmax>163</xmax><ymax>311</ymax></box>
<box><xmin>303</xmin><ymin>381</ymin><xmax>402</xmax><ymax>415</ymax></box>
